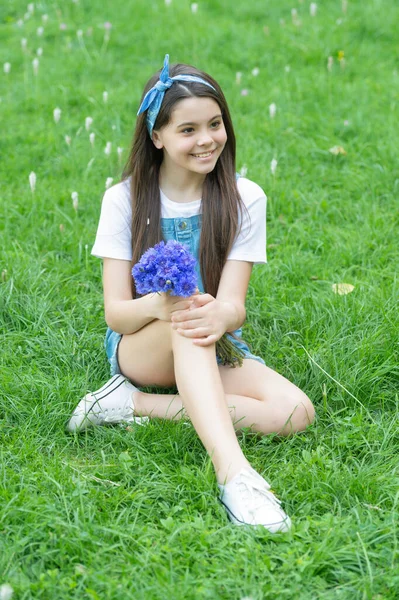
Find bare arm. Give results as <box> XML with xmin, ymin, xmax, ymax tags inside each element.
<box><xmin>215</xmin><ymin>259</ymin><xmax>253</xmax><ymax>332</ymax></box>
<box><xmin>102</xmin><ymin>258</ymin><xmax>193</xmax><ymax>334</ymax></box>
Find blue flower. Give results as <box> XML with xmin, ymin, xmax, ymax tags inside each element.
<box><xmin>132</xmin><ymin>240</ymin><xmax>197</xmax><ymax>297</ymax></box>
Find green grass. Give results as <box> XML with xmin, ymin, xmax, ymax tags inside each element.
<box><xmin>1</xmin><ymin>0</ymin><xmax>399</xmax><ymax>598</ymax></box>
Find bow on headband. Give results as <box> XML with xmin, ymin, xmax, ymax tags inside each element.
<box><xmin>137</xmin><ymin>54</ymin><xmax>216</xmax><ymax>137</ymax></box>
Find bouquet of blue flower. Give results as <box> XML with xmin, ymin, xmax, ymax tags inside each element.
<box><xmin>132</xmin><ymin>240</ymin><xmax>244</xmax><ymax>367</ymax></box>
<box><xmin>132</xmin><ymin>240</ymin><xmax>197</xmax><ymax>297</ymax></box>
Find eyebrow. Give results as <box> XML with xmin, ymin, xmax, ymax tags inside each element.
<box><xmin>176</xmin><ymin>114</ymin><xmax>222</xmax><ymax>128</ymax></box>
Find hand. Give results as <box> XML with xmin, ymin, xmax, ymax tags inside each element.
<box><xmin>170</xmin><ymin>293</ymin><xmax>228</xmax><ymax>346</ymax></box>
<box><xmin>150</xmin><ymin>292</ymin><xmax>194</xmax><ymax>322</ymax></box>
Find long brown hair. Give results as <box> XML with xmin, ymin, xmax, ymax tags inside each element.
<box><xmin>122</xmin><ymin>61</ymin><xmax>245</xmax><ymax>298</ymax></box>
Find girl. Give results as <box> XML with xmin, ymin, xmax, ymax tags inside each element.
<box><xmin>67</xmin><ymin>55</ymin><xmax>315</xmax><ymax>532</ymax></box>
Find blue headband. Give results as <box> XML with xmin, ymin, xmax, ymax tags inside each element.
<box><xmin>137</xmin><ymin>54</ymin><xmax>217</xmax><ymax>137</ymax></box>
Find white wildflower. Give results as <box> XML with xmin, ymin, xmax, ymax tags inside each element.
<box><xmin>191</xmin><ymin>3</ymin><xmax>198</xmax><ymax>13</ymax></box>
<box><xmin>239</xmin><ymin>165</ymin><xmax>248</xmax><ymax>177</ymax></box>
<box><xmin>165</xmin><ymin>0</ymin><xmax>172</xmax><ymax>4</ymax></box>
<box><xmin>251</xmin><ymin>67</ymin><xmax>260</xmax><ymax>77</ymax></box>
<box><xmin>27</xmin><ymin>3</ymin><xmax>34</xmax><ymax>14</ymax></box>
<box><xmin>117</xmin><ymin>146</ymin><xmax>123</xmax><ymax>159</ymax></box>
<box><xmin>103</xmin><ymin>90</ymin><xmax>108</xmax><ymax>103</ymax></box>
<box><xmin>71</xmin><ymin>191</ymin><xmax>79</xmax><ymax>212</ymax></box>
<box><xmin>29</xmin><ymin>171</ymin><xmax>36</xmax><ymax>192</ymax></box>
<box><xmin>327</xmin><ymin>56</ymin><xmax>333</xmax><ymax>71</ymax></box>
<box><xmin>332</xmin><ymin>283</ymin><xmax>354</xmax><ymax>295</ymax></box>
<box><xmin>32</xmin><ymin>57</ymin><xmax>39</xmax><ymax>75</ymax></box>
<box><xmin>65</xmin><ymin>135</ymin><xmax>71</xmax><ymax>146</ymax></box>
<box><xmin>89</xmin><ymin>132</ymin><xmax>95</xmax><ymax>146</ymax></box>
<box><xmin>3</xmin><ymin>63</ymin><xmax>11</xmax><ymax>74</ymax></box>
<box><xmin>270</xmin><ymin>158</ymin><xmax>278</xmax><ymax>175</ymax></box>
<box><xmin>235</xmin><ymin>71</ymin><xmax>242</xmax><ymax>85</ymax></box>
<box><xmin>342</xmin><ymin>0</ymin><xmax>348</xmax><ymax>13</ymax></box>
<box><xmin>17</xmin><ymin>19</ymin><xmax>24</xmax><ymax>27</ymax></box>
<box><xmin>53</xmin><ymin>107</ymin><xmax>61</xmax><ymax>123</ymax></box>
<box><xmin>37</xmin><ymin>48</ymin><xmax>43</xmax><ymax>57</ymax></box>
<box><xmin>37</xmin><ymin>26</ymin><xmax>44</xmax><ymax>36</ymax></box>
<box><xmin>77</xmin><ymin>29</ymin><xmax>83</xmax><ymax>39</ymax></box>
<box><xmin>310</xmin><ymin>3</ymin><xmax>317</xmax><ymax>16</ymax></box>
<box><xmin>344</xmin><ymin>120</ymin><xmax>350</xmax><ymax>126</ymax></box>
<box><xmin>85</xmin><ymin>116</ymin><xmax>93</xmax><ymax>131</ymax></box>
<box><xmin>291</xmin><ymin>8</ymin><xmax>300</xmax><ymax>24</ymax></box>
<box><xmin>21</xmin><ymin>38</ymin><xmax>28</xmax><ymax>50</ymax></box>
<box><xmin>42</xmin><ymin>14</ymin><xmax>48</xmax><ymax>23</ymax></box>
<box><xmin>105</xmin><ymin>177</ymin><xmax>113</xmax><ymax>189</ymax></box>
<box><xmin>285</xmin><ymin>65</ymin><xmax>291</xmax><ymax>72</ymax></box>
<box><xmin>104</xmin><ymin>141</ymin><xmax>112</xmax><ymax>156</ymax></box>
<box><xmin>240</xmin><ymin>89</ymin><xmax>249</xmax><ymax>96</ymax></box>
<box><xmin>329</xmin><ymin>145</ymin><xmax>347</xmax><ymax>155</ymax></box>
<box><xmin>0</xmin><ymin>583</ymin><xmax>14</xmax><ymax>600</ymax></box>
<box><xmin>269</xmin><ymin>102</ymin><xmax>277</xmax><ymax>118</ymax></box>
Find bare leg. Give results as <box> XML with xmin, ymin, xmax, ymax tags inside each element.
<box><xmin>133</xmin><ymin>388</ymin><xmax>312</xmax><ymax>435</ymax></box>
<box><xmin>119</xmin><ymin>320</ymin><xmax>250</xmax><ymax>483</ymax></box>
<box><xmin>118</xmin><ymin>320</ymin><xmax>314</xmax><ymax>482</ymax></box>
<box><xmin>170</xmin><ymin>328</ymin><xmax>251</xmax><ymax>483</ymax></box>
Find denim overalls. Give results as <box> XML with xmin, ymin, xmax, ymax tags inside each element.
<box><xmin>105</xmin><ymin>212</ymin><xmax>265</xmax><ymax>376</ymax></box>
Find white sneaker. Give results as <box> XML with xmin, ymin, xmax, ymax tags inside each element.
<box><xmin>66</xmin><ymin>374</ymin><xmax>149</xmax><ymax>433</ymax></box>
<box><xmin>218</xmin><ymin>467</ymin><xmax>292</xmax><ymax>533</ymax></box>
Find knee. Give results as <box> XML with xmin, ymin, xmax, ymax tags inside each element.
<box><xmin>281</xmin><ymin>391</ymin><xmax>315</xmax><ymax>435</ymax></box>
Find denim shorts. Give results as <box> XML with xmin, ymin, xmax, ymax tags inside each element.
<box><xmin>105</xmin><ymin>326</ymin><xmax>265</xmax><ymax>377</ymax></box>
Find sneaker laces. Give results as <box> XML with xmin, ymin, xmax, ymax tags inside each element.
<box><xmin>235</xmin><ymin>470</ymin><xmax>282</xmax><ymax>517</ymax></box>
<box><xmin>88</xmin><ymin>392</ymin><xmax>134</xmax><ymax>424</ymax></box>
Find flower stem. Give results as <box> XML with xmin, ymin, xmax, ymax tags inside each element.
<box><xmin>216</xmin><ymin>335</ymin><xmax>244</xmax><ymax>367</ymax></box>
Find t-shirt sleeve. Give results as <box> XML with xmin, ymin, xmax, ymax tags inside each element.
<box><xmin>227</xmin><ymin>180</ymin><xmax>267</xmax><ymax>264</ymax></box>
<box><xmin>91</xmin><ymin>182</ymin><xmax>132</xmax><ymax>261</ymax></box>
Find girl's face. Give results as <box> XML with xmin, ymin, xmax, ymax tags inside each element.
<box><xmin>152</xmin><ymin>96</ymin><xmax>227</xmax><ymax>178</ymax></box>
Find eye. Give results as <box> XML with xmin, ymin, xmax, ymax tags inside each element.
<box><xmin>182</xmin><ymin>127</ymin><xmax>194</xmax><ymax>134</ymax></box>
<box><xmin>210</xmin><ymin>120</ymin><xmax>221</xmax><ymax>129</ymax></box>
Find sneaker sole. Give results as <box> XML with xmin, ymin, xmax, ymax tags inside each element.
<box><xmin>219</xmin><ymin>498</ymin><xmax>292</xmax><ymax>533</ymax></box>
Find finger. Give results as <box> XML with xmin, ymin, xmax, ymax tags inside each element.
<box><xmin>171</xmin><ymin>310</ymin><xmax>203</xmax><ymax>324</ymax></box>
<box><xmin>170</xmin><ymin>301</ymin><xmax>194</xmax><ymax>313</ymax></box>
<box><xmin>172</xmin><ymin>318</ymin><xmax>204</xmax><ymax>330</ymax></box>
<box><xmin>176</xmin><ymin>327</ymin><xmax>210</xmax><ymax>339</ymax></box>
<box><xmin>191</xmin><ymin>293</ymin><xmax>214</xmax><ymax>307</ymax></box>
<box><xmin>192</xmin><ymin>334</ymin><xmax>219</xmax><ymax>346</ymax></box>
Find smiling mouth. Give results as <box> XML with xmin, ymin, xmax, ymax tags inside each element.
<box><xmin>191</xmin><ymin>149</ymin><xmax>216</xmax><ymax>158</ymax></box>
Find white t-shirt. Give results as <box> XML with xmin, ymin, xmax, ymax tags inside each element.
<box><xmin>91</xmin><ymin>176</ymin><xmax>267</xmax><ymax>263</ymax></box>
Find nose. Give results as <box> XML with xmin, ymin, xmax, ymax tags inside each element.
<box><xmin>197</xmin><ymin>131</ymin><xmax>213</xmax><ymax>146</ymax></box>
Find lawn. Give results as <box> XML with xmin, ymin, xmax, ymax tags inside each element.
<box><xmin>1</xmin><ymin>0</ymin><xmax>399</xmax><ymax>598</ymax></box>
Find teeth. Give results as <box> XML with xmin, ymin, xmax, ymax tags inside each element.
<box><xmin>193</xmin><ymin>151</ymin><xmax>213</xmax><ymax>158</ymax></box>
